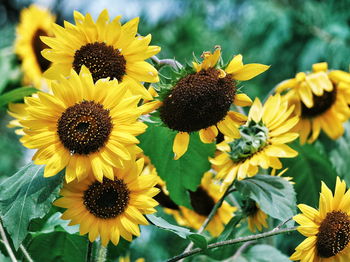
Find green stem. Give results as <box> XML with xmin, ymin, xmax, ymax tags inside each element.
<box><xmin>86</xmin><ymin>240</ymin><xmax>94</xmax><ymax>262</ymax></box>
<box><xmin>0</xmin><ymin>218</ymin><xmax>17</xmax><ymax>262</ymax></box>
<box><xmin>19</xmin><ymin>244</ymin><xmax>34</xmax><ymax>262</ymax></box>
<box><xmin>150</xmin><ymin>56</ymin><xmax>183</xmax><ymax>70</ymax></box>
<box><xmin>96</xmin><ymin>244</ymin><xmax>107</xmax><ymax>262</ymax></box>
<box><xmin>181</xmin><ymin>185</ymin><xmax>234</xmax><ymax>254</ymax></box>
<box><xmin>166</xmin><ymin>226</ymin><xmax>297</xmax><ymax>262</ymax></box>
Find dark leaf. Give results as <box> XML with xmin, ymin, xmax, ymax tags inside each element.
<box><xmin>0</xmin><ymin>162</ymin><xmax>63</xmax><ymax>249</ymax></box>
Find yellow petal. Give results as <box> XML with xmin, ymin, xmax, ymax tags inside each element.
<box><xmin>248</xmin><ymin>98</ymin><xmax>263</xmax><ymax>123</ymax></box>
<box><xmin>225</xmin><ymin>54</ymin><xmax>243</xmax><ymax>74</ymax></box>
<box><xmin>298</xmin><ymin>82</ymin><xmax>313</xmax><ymax>108</ymax></box>
<box><xmin>199</xmin><ymin>126</ymin><xmax>218</xmax><ymax>143</ymax></box>
<box><xmin>232</xmin><ymin>64</ymin><xmax>270</xmax><ymax>81</ymax></box>
<box><xmin>173</xmin><ymin>132</ymin><xmax>190</xmax><ymax>160</ymax></box>
<box><xmin>312</xmin><ymin>62</ymin><xmax>328</xmax><ymax>72</ymax></box>
<box><xmin>217</xmin><ymin>116</ymin><xmax>240</xmax><ymax>138</ymax></box>
<box><xmin>234</xmin><ymin>93</ymin><xmax>252</xmax><ymax>107</ymax></box>
<box><xmin>264</xmin><ymin>144</ymin><xmax>298</xmax><ymax>158</ymax></box>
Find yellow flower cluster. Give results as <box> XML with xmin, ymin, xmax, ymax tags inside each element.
<box><xmin>9</xmin><ymin>3</ymin><xmax>350</xmax><ymax>255</ymax></box>
<box><xmin>12</xmin><ymin>5</ymin><xmax>162</xmax><ymax>246</ymax></box>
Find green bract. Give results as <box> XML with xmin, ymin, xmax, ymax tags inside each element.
<box><xmin>229</xmin><ymin>120</ymin><xmax>269</xmax><ymax>162</ymax></box>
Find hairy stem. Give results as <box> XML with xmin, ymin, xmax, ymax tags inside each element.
<box><xmin>151</xmin><ymin>56</ymin><xmax>183</xmax><ymax>69</ymax></box>
<box><xmin>0</xmin><ymin>218</ymin><xmax>17</xmax><ymax>262</ymax></box>
<box><xmin>96</xmin><ymin>244</ymin><xmax>107</xmax><ymax>262</ymax></box>
<box><xmin>19</xmin><ymin>244</ymin><xmax>34</xmax><ymax>262</ymax></box>
<box><xmin>167</xmin><ymin>226</ymin><xmax>297</xmax><ymax>262</ymax></box>
<box><xmin>231</xmin><ymin>241</ymin><xmax>255</xmax><ymax>260</ymax></box>
<box><xmin>86</xmin><ymin>240</ymin><xmax>94</xmax><ymax>262</ymax></box>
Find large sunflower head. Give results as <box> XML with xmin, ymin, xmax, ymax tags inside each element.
<box><xmin>158</xmin><ymin>47</ymin><xmax>269</xmax><ymax>160</ymax></box>
<box><xmin>291</xmin><ymin>177</ymin><xmax>350</xmax><ymax>262</ymax></box>
<box><xmin>277</xmin><ymin>62</ymin><xmax>350</xmax><ymax>144</ymax></box>
<box><xmin>174</xmin><ymin>171</ymin><xmax>236</xmax><ymax>237</ymax></box>
<box><xmin>54</xmin><ymin>159</ymin><xmax>159</xmax><ymax>246</ymax></box>
<box><xmin>41</xmin><ymin>9</ymin><xmax>160</xmax><ymax>99</ymax></box>
<box><xmin>210</xmin><ymin>94</ymin><xmax>299</xmax><ymax>188</ymax></box>
<box><xmin>15</xmin><ymin>5</ymin><xmax>55</xmax><ymax>89</ymax></box>
<box><xmin>15</xmin><ymin>66</ymin><xmax>146</xmax><ymax>182</ymax></box>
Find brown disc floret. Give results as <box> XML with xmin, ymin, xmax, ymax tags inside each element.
<box><xmin>83</xmin><ymin>178</ymin><xmax>130</xmax><ymax>219</ymax></box>
<box><xmin>57</xmin><ymin>100</ymin><xmax>113</xmax><ymax>155</ymax></box>
<box><xmin>73</xmin><ymin>42</ymin><xmax>126</xmax><ymax>82</ymax></box>
<box><xmin>160</xmin><ymin>68</ymin><xmax>236</xmax><ymax>132</ymax></box>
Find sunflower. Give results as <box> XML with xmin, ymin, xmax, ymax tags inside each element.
<box><xmin>14</xmin><ymin>66</ymin><xmax>146</xmax><ymax>182</ymax></box>
<box><xmin>15</xmin><ymin>5</ymin><xmax>55</xmax><ymax>89</ymax></box>
<box><xmin>172</xmin><ymin>171</ymin><xmax>236</xmax><ymax>237</ymax></box>
<box><xmin>243</xmin><ymin>199</ymin><xmax>268</xmax><ymax>233</ymax></box>
<box><xmin>243</xmin><ymin>169</ymin><xmax>290</xmax><ymax>233</ymax></box>
<box><xmin>7</xmin><ymin>103</ymin><xmax>28</xmax><ymax>135</ymax></box>
<box><xmin>210</xmin><ymin>94</ymin><xmax>299</xmax><ymax>188</ymax></box>
<box><xmin>291</xmin><ymin>177</ymin><xmax>350</xmax><ymax>262</ymax></box>
<box><xmin>277</xmin><ymin>62</ymin><xmax>350</xmax><ymax>144</ymax></box>
<box><xmin>118</xmin><ymin>255</ymin><xmax>144</xmax><ymax>262</ymax></box>
<box><xmin>158</xmin><ymin>47</ymin><xmax>269</xmax><ymax>160</ymax></box>
<box><xmin>40</xmin><ymin>9</ymin><xmax>160</xmax><ymax>99</ymax></box>
<box><xmin>54</xmin><ymin>158</ymin><xmax>159</xmax><ymax>246</ymax></box>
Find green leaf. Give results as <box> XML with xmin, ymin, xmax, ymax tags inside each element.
<box><xmin>204</xmin><ymin>213</ymin><xmax>244</xmax><ymax>260</ymax></box>
<box><xmin>106</xmin><ymin>238</ymin><xmax>131</xmax><ymax>262</ymax></box>
<box><xmin>0</xmin><ymin>87</ymin><xmax>37</xmax><ymax>107</ymax></box>
<box><xmin>0</xmin><ymin>162</ymin><xmax>63</xmax><ymax>249</ymax></box>
<box><xmin>146</xmin><ymin>214</ymin><xmax>207</xmax><ymax>248</ymax></box>
<box><xmin>0</xmin><ymin>47</ymin><xmax>22</xmax><ymax>94</ymax></box>
<box><xmin>139</xmin><ymin>120</ymin><xmax>215</xmax><ymax>207</ymax></box>
<box><xmin>27</xmin><ymin>232</ymin><xmax>87</xmax><ymax>262</ymax></box>
<box><xmin>30</xmin><ymin>212</ymin><xmax>79</xmax><ymax>236</ymax></box>
<box><xmin>187</xmin><ymin>234</ymin><xmax>207</xmax><ymax>249</ymax></box>
<box><xmin>217</xmin><ymin>212</ymin><xmax>243</xmax><ymax>241</ymax></box>
<box><xmin>243</xmin><ymin>244</ymin><xmax>291</xmax><ymax>262</ymax></box>
<box><xmin>235</xmin><ymin>175</ymin><xmax>296</xmax><ymax>222</ymax></box>
<box><xmin>319</xmin><ymin>122</ymin><xmax>350</xmax><ymax>187</ymax></box>
<box><xmin>282</xmin><ymin>142</ymin><xmax>337</xmax><ymax>207</ymax></box>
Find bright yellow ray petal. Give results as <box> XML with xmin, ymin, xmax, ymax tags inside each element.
<box><xmin>173</xmin><ymin>132</ymin><xmax>190</xmax><ymax>160</ymax></box>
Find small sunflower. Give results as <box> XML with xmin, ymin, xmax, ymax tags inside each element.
<box><xmin>243</xmin><ymin>169</ymin><xmax>290</xmax><ymax>233</ymax></box>
<box><xmin>15</xmin><ymin>5</ymin><xmax>55</xmax><ymax>89</ymax></box>
<box><xmin>291</xmin><ymin>177</ymin><xmax>350</xmax><ymax>262</ymax></box>
<box><xmin>41</xmin><ymin>9</ymin><xmax>160</xmax><ymax>99</ymax></box>
<box><xmin>174</xmin><ymin>171</ymin><xmax>236</xmax><ymax>237</ymax></box>
<box><xmin>118</xmin><ymin>255</ymin><xmax>144</xmax><ymax>262</ymax></box>
<box><xmin>243</xmin><ymin>199</ymin><xmax>268</xmax><ymax>233</ymax></box>
<box><xmin>15</xmin><ymin>66</ymin><xmax>146</xmax><ymax>182</ymax></box>
<box><xmin>54</xmin><ymin>159</ymin><xmax>159</xmax><ymax>246</ymax></box>
<box><xmin>7</xmin><ymin>103</ymin><xmax>28</xmax><ymax>135</ymax></box>
<box><xmin>277</xmin><ymin>62</ymin><xmax>350</xmax><ymax>144</ymax></box>
<box><xmin>158</xmin><ymin>47</ymin><xmax>269</xmax><ymax>160</ymax></box>
<box><xmin>210</xmin><ymin>94</ymin><xmax>299</xmax><ymax>188</ymax></box>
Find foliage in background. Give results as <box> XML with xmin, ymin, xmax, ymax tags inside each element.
<box><xmin>0</xmin><ymin>0</ymin><xmax>349</xmax><ymax>261</ymax></box>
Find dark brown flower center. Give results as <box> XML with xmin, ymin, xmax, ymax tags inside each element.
<box><xmin>301</xmin><ymin>88</ymin><xmax>337</xmax><ymax>118</ymax></box>
<box><xmin>83</xmin><ymin>178</ymin><xmax>130</xmax><ymax>219</ymax></box>
<box><xmin>316</xmin><ymin>211</ymin><xmax>350</xmax><ymax>258</ymax></box>
<box><xmin>31</xmin><ymin>28</ymin><xmax>50</xmax><ymax>72</ymax></box>
<box><xmin>57</xmin><ymin>100</ymin><xmax>112</xmax><ymax>155</ymax></box>
<box><xmin>189</xmin><ymin>186</ymin><xmax>215</xmax><ymax>216</ymax></box>
<box><xmin>73</xmin><ymin>42</ymin><xmax>126</xmax><ymax>82</ymax></box>
<box><xmin>242</xmin><ymin>199</ymin><xmax>259</xmax><ymax>217</ymax></box>
<box><xmin>160</xmin><ymin>68</ymin><xmax>236</xmax><ymax>132</ymax></box>
<box><xmin>154</xmin><ymin>185</ymin><xmax>179</xmax><ymax>210</ymax></box>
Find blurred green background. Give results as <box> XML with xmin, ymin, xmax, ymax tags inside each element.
<box><xmin>0</xmin><ymin>0</ymin><xmax>349</xmax><ymax>261</ymax></box>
